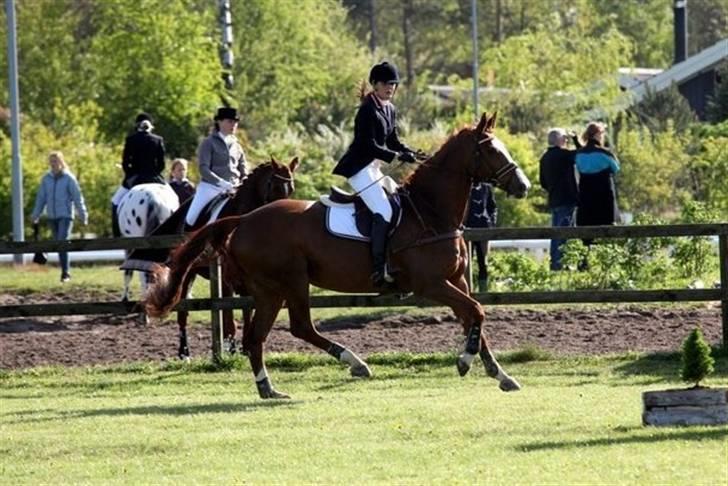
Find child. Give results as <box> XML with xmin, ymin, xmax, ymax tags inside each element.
<box><xmin>169</xmin><ymin>158</ymin><xmax>196</xmax><ymax>204</ymax></box>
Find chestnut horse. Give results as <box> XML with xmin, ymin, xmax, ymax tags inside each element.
<box><xmin>146</xmin><ymin>113</ymin><xmax>530</xmax><ymax>398</ymax></box>
<box><xmin>125</xmin><ymin>158</ymin><xmax>298</xmax><ymax>358</ymax></box>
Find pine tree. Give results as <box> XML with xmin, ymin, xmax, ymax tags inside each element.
<box><xmin>680</xmin><ymin>327</ymin><xmax>715</xmax><ymax>387</ymax></box>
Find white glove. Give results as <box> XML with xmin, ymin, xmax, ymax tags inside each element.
<box><xmin>217</xmin><ymin>180</ymin><xmax>234</xmax><ymax>192</ymax></box>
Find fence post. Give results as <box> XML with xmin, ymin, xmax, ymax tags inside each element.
<box><xmin>209</xmin><ymin>257</ymin><xmax>223</xmax><ymax>363</ymax></box>
<box><xmin>719</xmin><ymin>235</ymin><xmax>728</xmax><ymax>355</ymax></box>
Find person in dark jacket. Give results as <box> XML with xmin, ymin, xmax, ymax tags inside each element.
<box><xmin>31</xmin><ymin>151</ymin><xmax>88</xmax><ymax>282</ymax></box>
<box><xmin>576</xmin><ymin>122</ymin><xmax>619</xmax><ymax>270</ymax></box>
<box><xmin>168</xmin><ymin>158</ymin><xmax>196</xmax><ymax>204</ymax></box>
<box><xmin>332</xmin><ymin>61</ymin><xmax>418</xmax><ymax>287</ymax></box>
<box><xmin>465</xmin><ymin>182</ymin><xmax>497</xmax><ymax>291</ymax></box>
<box><xmin>575</xmin><ymin>121</ymin><xmax>620</xmax><ymax>247</ymax></box>
<box><xmin>539</xmin><ymin>128</ymin><xmax>580</xmax><ymax>270</ymax></box>
<box><xmin>111</xmin><ymin>112</ymin><xmax>166</xmax><ymax>236</ymax></box>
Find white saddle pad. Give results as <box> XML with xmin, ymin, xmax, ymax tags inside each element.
<box><xmin>322</xmin><ymin>201</ymin><xmax>369</xmax><ymax>242</ymax></box>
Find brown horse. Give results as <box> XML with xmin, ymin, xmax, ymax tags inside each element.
<box><xmin>125</xmin><ymin>158</ymin><xmax>299</xmax><ymax>358</ymax></box>
<box><xmin>146</xmin><ymin>113</ymin><xmax>530</xmax><ymax>398</ymax></box>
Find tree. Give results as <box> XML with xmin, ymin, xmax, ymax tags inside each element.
<box><xmin>680</xmin><ymin>327</ymin><xmax>715</xmax><ymax>387</ymax></box>
<box><xmin>631</xmin><ymin>84</ymin><xmax>697</xmax><ymax>133</ymax></box>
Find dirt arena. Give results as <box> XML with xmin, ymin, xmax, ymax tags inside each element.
<box><xmin>0</xmin><ymin>289</ymin><xmax>723</xmax><ymax>369</ymax></box>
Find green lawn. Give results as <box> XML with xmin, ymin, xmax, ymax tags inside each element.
<box><xmin>2</xmin><ymin>353</ymin><xmax>727</xmax><ymax>484</ymax></box>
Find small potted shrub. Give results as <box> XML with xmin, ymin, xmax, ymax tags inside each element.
<box><xmin>642</xmin><ymin>327</ymin><xmax>727</xmax><ymax>426</ymax></box>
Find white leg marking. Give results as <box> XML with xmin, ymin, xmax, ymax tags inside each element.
<box><xmin>255</xmin><ymin>368</ymin><xmax>268</xmax><ymax>382</ymax></box>
<box><xmin>461</xmin><ymin>352</ymin><xmax>476</xmax><ymax>368</ymax></box>
<box><xmin>340</xmin><ymin>349</ymin><xmax>365</xmax><ymax>367</ymax></box>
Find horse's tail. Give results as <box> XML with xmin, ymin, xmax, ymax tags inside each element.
<box><xmin>145</xmin><ymin>216</ymin><xmax>241</xmax><ymax>317</ymax></box>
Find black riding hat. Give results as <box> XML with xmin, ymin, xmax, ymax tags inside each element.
<box><xmin>369</xmin><ymin>62</ymin><xmax>400</xmax><ymax>85</ymax></box>
<box><xmin>215</xmin><ymin>107</ymin><xmax>240</xmax><ymax>121</ymax></box>
<box><xmin>135</xmin><ymin>112</ymin><xmax>153</xmax><ymax>124</ymax></box>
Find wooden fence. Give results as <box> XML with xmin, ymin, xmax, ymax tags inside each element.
<box><xmin>1</xmin><ymin>223</ymin><xmax>727</xmax><ymax>359</ymax></box>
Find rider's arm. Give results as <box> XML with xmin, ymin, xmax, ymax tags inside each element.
<box><xmin>356</xmin><ymin>103</ymin><xmax>398</xmax><ymax>163</ymax></box>
<box><xmin>197</xmin><ymin>137</ymin><xmax>225</xmax><ymax>185</ymax></box>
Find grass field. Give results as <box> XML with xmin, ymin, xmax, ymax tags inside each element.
<box><xmin>2</xmin><ymin>352</ymin><xmax>727</xmax><ymax>484</ymax></box>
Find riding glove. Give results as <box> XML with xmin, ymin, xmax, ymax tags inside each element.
<box><xmin>397</xmin><ymin>151</ymin><xmax>416</xmax><ymax>163</ymax></box>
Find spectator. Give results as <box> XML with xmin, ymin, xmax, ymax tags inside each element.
<box><xmin>31</xmin><ymin>151</ymin><xmax>88</xmax><ymax>283</ymax></box>
<box><xmin>185</xmin><ymin>107</ymin><xmax>247</xmax><ymax>228</ymax></box>
<box><xmin>575</xmin><ymin>121</ymin><xmax>620</xmax><ymax>248</ymax></box>
<box><xmin>169</xmin><ymin>158</ymin><xmax>196</xmax><ymax>204</ymax></box>
<box><xmin>465</xmin><ymin>182</ymin><xmax>497</xmax><ymax>291</ymax></box>
<box><xmin>539</xmin><ymin>128</ymin><xmax>580</xmax><ymax>270</ymax></box>
<box><xmin>111</xmin><ymin>112</ymin><xmax>166</xmax><ymax>236</ymax></box>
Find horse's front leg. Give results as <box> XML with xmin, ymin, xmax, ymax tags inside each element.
<box><xmin>122</xmin><ymin>269</ymin><xmax>133</xmax><ymax>301</ymax></box>
<box><xmin>421</xmin><ymin>278</ymin><xmax>520</xmax><ymax>391</ymax></box>
<box><xmin>177</xmin><ymin>310</ymin><xmax>190</xmax><ymax>360</ymax></box>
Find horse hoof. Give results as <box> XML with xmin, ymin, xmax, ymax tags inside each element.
<box><xmin>178</xmin><ymin>354</ymin><xmax>190</xmax><ymax>362</ymax></box>
<box><xmin>499</xmin><ymin>377</ymin><xmax>521</xmax><ymax>392</ymax></box>
<box><xmin>456</xmin><ymin>357</ymin><xmax>471</xmax><ymax>377</ymax></box>
<box><xmin>260</xmin><ymin>389</ymin><xmax>290</xmax><ymax>400</ymax></box>
<box><xmin>350</xmin><ymin>364</ymin><xmax>372</xmax><ymax>378</ymax></box>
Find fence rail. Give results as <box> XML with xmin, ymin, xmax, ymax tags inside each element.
<box><xmin>2</xmin><ymin>223</ymin><xmax>727</xmax><ymax>356</ymax></box>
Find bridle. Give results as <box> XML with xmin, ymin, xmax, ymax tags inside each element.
<box><xmin>473</xmin><ymin>133</ymin><xmax>518</xmax><ymax>189</ymax></box>
<box><xmin>263</xmin><ymin>171</ymin><xmax>294</xmax><ymax>203</ymax></box>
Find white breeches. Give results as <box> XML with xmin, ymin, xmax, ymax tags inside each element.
<box><xmin>111</xmin><ymin>186</ymin><xmax>128</xmax><ymax>206</ymax></box>
<box><xmin>348</xmin><ymin>160</ymin><xmax>392</xmax><ymax>223</ymax></box>
<box><xmin>185</xmin><ymin>181</ymin><xmax>225</xmax><ymax>226</ymax></box>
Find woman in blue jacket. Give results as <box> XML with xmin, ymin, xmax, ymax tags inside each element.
<box><xmin>31</xmin><ymin>151</ymin><xmax>88</xmax><ymax>282</ymax></box>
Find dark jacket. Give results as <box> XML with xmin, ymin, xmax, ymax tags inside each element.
<box><xmin>575</xmin><ymin>140</ymin><xmax>620</xmax><ymax>226</ymax></box>
<box><xmin>122</xmin><ymin>130</ymin><xmax>166</xmax><ymax>188</ymax></box>
<box><xmin>539</xmin><ymin>142</ymin><xmax>579</xmax><ymax>209</ymax></box>
<box><xmin>169</xmin><ymin>179</ymin><xmax>196</xmax><ymax>204</ymax></box>
<box><xmin>466</xmin><ymin>183</ymin><xmax>497</xmax><ymax>228</ymax></box>
<box><xmin>333</xmin><ymin>93</ymin><xmax>411</xmax><ymax>178</ymax></box>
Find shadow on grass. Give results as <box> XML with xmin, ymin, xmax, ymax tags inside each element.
<box><xmin>614</xmin><ymin>347</ymin><xmax>728</xmax><ymax>380</ymax></box>
<box><xmin>518</xmin><ymin>426</ymin><xmax>727</xmax><ymax>452</ymax></box>
<box><xmin>4</xmin><ymin>399</ymin><xmax>299</xmax><ymax>426</ymax></box>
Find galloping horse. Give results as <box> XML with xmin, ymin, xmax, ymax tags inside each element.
<box><xmin>146</xmin><ymin>113</ymin><xmax>530</xmax><ymax>398</ymax></box>
<box><xmin>123</xmin><ymin>158</ymin><xmax>299</xmax><ymax>357</ymax></box>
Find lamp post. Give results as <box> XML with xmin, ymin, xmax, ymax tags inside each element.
<box><xmin>6</xmin><ymin>0</ymin><xmax>24</xmax><ymax>265</ymax></box>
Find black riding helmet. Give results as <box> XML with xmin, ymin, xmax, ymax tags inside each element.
<box><xmin>369</xmin><ymin>61</ymin><xmax>400</xmax><ymax>85</ymax></box>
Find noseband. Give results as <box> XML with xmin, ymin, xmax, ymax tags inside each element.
<box><xmin>474</xmin><ymin>134</ymin><xmax>517</xmax><ymax>187</ymax></box>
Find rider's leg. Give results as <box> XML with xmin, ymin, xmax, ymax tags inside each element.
<box><xmin>185</xmin><ymin>181</ymin><xmax>221</xmax><ymax>228</ymax></box>
<box><xmin>347</xmin><ymin>162</ymin><xmax>393</xmax><ymax>286</ymax></box>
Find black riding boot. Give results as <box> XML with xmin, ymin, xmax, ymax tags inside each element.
<box><xmin>370</xmin><ymin>214</ymin><xmax>394</xmax><ymax>287</ymax></box>
<box><xmin>111</xmin><ymin>204</ymin><xmax>121</xmax><ymax>237</ymax></box>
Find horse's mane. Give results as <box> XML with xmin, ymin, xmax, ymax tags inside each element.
<box><xmin>402</xmin><ymin>127</ymin><xmax>473</xmax><ymax>190</ymax></box>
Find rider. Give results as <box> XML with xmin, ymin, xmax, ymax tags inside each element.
<box><xmin>332</xmin><ymin>61</ymin><xmax>418</xmax><ymax>287</ymax></box>
<box><xmin>111</xmin><ymin>112</ymin><xmax>166</xmax><ymax>236</ymax></box>
<box><xmin>185</xmin><ymin>107</ymin><xmax>247</xmax><ymax>228</ymax></box>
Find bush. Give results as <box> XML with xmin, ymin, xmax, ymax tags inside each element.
<box><xmin>680</xmin><ymin>327</ymin><xmax>715</xmax><ymax>387</ymax></box>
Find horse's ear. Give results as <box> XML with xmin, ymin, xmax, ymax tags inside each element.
<box><xmin>475</xmin><ymin>112</ymin><xmax>488</xmax><ymax>133</ymax></box>
<box><xmin>487</xmin><ymin>111</ymin><xmax>498</xmax><ymax>131</ymax></box>
<box><xmin>289</xmin><ymin>157</ymin><xmax>300</xmax><ymax>173</ymax></box>
<box><xmin>269</xmin><ymin>156</ymin><xmax>280</xmax><ymax>168</ymax></box>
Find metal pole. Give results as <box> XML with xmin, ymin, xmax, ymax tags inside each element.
<box><xmin>6</xmin><ymin>0</ymin><xmax>24</xmax><ymax>265</ymax></box>
<box><xmin>219</xmin><ymin>0</ymin><xmax>234</xmax><ymax>89</ymax></box>
<box><xmin>470</xmin><ymin>0</ymin><xmax>479</xmax><ymax>118</ymax></box>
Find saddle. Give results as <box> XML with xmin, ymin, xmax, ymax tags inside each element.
<box><xmin>185</xmin><ymin>192</ymin><xmax>231</xmax><ymax>232</ymax></box>
<box><xmin>320</xmin><ymin>176</ymin><xmax>403</xmax><ymax>241</ymax></box>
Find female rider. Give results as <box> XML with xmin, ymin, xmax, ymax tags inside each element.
<box><xmin>332</xmin><ymin>61</ymin><xmax>418</xmax><ymax>287</ymax></box>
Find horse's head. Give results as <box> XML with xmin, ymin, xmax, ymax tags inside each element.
<box><xmin>469</xmin><ymin>112</ymin><xmax>531</xmax><ymax>198</ymax></box>
<box><xmin>245</xmin><ymin>157</ymin><xmax>299</xmax><ymax>205</ymax></box>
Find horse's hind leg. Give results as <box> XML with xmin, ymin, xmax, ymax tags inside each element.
<box><xmin>221</xmin><ymin>283</ymin><xmax>238</xmax><ymax>354</ymax></box>
<box><xmin>246</xmin><ymin>293</ymin><xmax>287</xmax><ymax>399</ymax></box>
<box><xmin>122</xmin><ymin>269</ymin><xmax>133</xmax><ymax>301</ymax></box>
<box><xmin>177</xmin><ymin>310</ymin><xmax>190</xmax><ymax>360</ymax></box>
<box><xmin>286</xmin><ymin>284</ymin><xmax>371</xmax><ymax>378</ymax></box>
